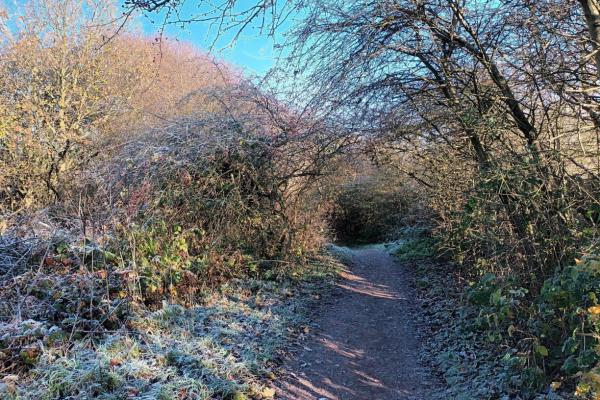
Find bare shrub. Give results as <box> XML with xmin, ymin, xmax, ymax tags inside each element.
<box><xmin>0</xmin><ymin>1</ymin><xmax>237</xmax><ymax>218</ymax></box>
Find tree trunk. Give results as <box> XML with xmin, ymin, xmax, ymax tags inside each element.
<box><xmin>579</xmin><ymin>0</ymin><xmax>600</xmax><ymax>77</ymax></box>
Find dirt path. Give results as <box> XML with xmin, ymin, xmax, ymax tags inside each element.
<box><xmin>275</xmin><ymin>246</ymin><xmax>436</xmax><ymax>400</ymax></box>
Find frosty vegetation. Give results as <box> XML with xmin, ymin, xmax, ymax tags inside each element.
<box><xmin>2</xmin><ymin>0</ymin><xmax>600</xmax><ymax>399</ymax></box>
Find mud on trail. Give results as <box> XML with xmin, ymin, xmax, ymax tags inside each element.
<box><xmin>274</xmin><ymin>246</ymin><xmax>439</xmax><ymax>400</ymax></box>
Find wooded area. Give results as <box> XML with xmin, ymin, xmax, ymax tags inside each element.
<box><xmin>2</xmin><ymin>0</ymin><xmax>600</xmax><ymax>398</ymax></box>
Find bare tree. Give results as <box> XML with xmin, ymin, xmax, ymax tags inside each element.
<box><xmin>580</xmin><ymin>0</ymin><xmax>600</xmax><ymax>76</ymax></box>
<box><xmin>79</xmin><ymin>0</ymin><xmax>600</xmax><ymax>277</ymax></box>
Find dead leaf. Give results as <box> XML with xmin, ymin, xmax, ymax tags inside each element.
<box><xmin>95</xmin><ymin>270</ymin><xmax>108</xmax><ymax>279</ymax></box>
<box><xmin>109</xmin><ymin>358</ymin><xmax>122</xmax><ymax>367</ymax></box>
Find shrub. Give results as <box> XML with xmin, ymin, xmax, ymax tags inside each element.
<box><xmin>429</xmin><ymin>154</ymin><xmax>600</xmax><ymax>286</ymax></box>
<box><xmin>84</xmin><ymin>109</ymin><xmax>332</xmax><ymax>304</ymax></box>
<box><xmin>535</xmin><ymin>257</ymin><xmax>600</xmax><ymax>378</ymax></box>
<box><xmin>395</xmin><ymin>236</ymin><xmax>437</xmax><ymax>261</ymax></box>
<box><xmin>0</xmin><ymin>1</ymin><xmax>236</xmax><ymax>218</ymax></box>
<box><xmin>461</xmin><ymin>256</ymin><xmax>600</xmax><ymax>395</ymax></box>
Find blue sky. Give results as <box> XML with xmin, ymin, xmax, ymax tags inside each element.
<box><xmin>134</xmin><ymin>1</ymin><xmax>288</xmax><ymax>76</ymax></box>
<box><xmin>3</xmin><ymin>0</ymin><xmax>291</xmax><ymax>75</ymax></box>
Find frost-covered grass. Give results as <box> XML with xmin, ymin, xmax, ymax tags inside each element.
<box><xmin>329</xmin><ymin>241</ymin><xmax>408</xmax><ymax>258</ymax></box>
<box><xmin>3</xmin><ymin>259</ymin><xmax>340</xmax><ymax>400</ymax></box>
<box><xmin>394</xmin><ymin>237</ymin><xmax>436</xmax><ymax>261</ymax></box>
<box><xmin>326</xmin><ymin>244</ymin><xmax>356</xmax><ymax>265</ymax></box>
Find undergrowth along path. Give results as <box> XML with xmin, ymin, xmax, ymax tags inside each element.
<box><xmin>275</xmin><ymin>246</ymin><xmax>438</xmax><ymax>400</ymax></box>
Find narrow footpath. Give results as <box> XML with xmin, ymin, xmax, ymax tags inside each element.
<box><xmin>275</xmin><ymin>247</ymin><xmax>438</xmax><ymax>400</ymax></box>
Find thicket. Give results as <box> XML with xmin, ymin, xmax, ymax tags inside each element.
<box><xmin>104</xmin><ymin>106</ymin><xmax>334</xmax><ymax>303</ymax></box>
<box><xmin>330</xmin><ymin>165</ymin><xmax>425</xmax><ymax>243</ymax></box>
<box><xmin>0</xmin><ymin>0</ymin><xmax>344</xmax><ymax>381</ymax></box>
<box><xmin>5</xmin><ymin>0</ymin><xmax>600</xmax><ymax>397</ymax></box>
<box><xmin>153</xmin><ymin>0</ymin><xmax>600</xmax><ymax>396</ymax></box>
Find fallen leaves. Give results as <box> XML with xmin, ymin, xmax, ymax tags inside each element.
<box><xmin>589</xmin><ymin>306</ymin><xmax>600</xmax><ymax>315</ymax></box>
<box><xmin>261</xmin><ymin>387</ymin><xmax>276</xmax><ymax>398</ymax></box>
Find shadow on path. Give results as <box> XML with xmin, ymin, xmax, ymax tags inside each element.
<box><xmin>275</xmin><ymin>247</ymin><xmax>435</xmax><ymax>400</ymax></box>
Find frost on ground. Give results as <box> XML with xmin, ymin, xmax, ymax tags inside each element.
<box><xmin>411</xmin><ymin>259</ymin><xmax>570</xmax><ymax>400</ymax></box>
<box><xmin>0</xmin><ymin>256</ymin><xmax>340</xmax><ymax>400</ymax></box>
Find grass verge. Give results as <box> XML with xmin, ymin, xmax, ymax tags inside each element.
<box><xmin>1</xmin><ymin>256</ymin><xmax>341</xmax><ymax>399</ymax></box>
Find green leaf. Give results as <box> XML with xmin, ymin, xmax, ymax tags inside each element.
<box><xmin>535</xmin><ymin>345</ymin><xmax>549</xmax><ymax>357</ymax></box>
<box><xmin>507</xmin><ymin>324</ymin><xmax>516</xmax><ymax>337</ymax></box>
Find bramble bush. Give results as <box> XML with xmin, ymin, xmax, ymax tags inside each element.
<box><xmin>462</xmin><ymin>256</ymin><xmax>600</xmax><ymax>396</ymax></box>
<box><xmin>99</xmin><ymin>111</ymin><xmax>332</xmax><ymax>305</ymax></box>
<box><xmin>0</xmin><ymin>107</ymin><xmax>336</xmax><ymax>375</ymax></box>
<box><xmin>0</xmin><ymin>2</ymin><xmax>338</xmax><ymax>381</ymax></box>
